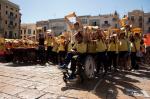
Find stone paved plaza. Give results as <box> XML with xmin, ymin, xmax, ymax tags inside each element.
<box><xmin>0</xmin><ymin>62</ymin><xmax>150</xmax><ymax>99</ymax></box>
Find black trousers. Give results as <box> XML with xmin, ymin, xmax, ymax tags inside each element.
<box><xmin>107</xmin><ymin>51</ymin><xmax>117</xmax><ymax>69</ymax></box>
<box><xmin>96</xmin><ymin>52</ymin><xmax>107</xmax><ymax>73</ymax></box>
<box><xmin>71</xmin><ymin>54</ymin><xmax>86</xmax><ymax>76</ymax></box>
<box><xmin>38</xmin><ymin>45</ymin><xmax>46</xmax><ymax>64</ymax></box>
<box><xmin>51</xmin><ymin>51</ymin><xmax>58</xmax><ymax>64</ymax></box>
<box><xmin>58</xmin><ymin>51</ymin><xmax>66</xmax><ymax>65</ymax></box>
<box><xmin>130</xmin><ymin>52</ymin><xmax>139</xmax><ymax>69</ymax></box>
<box><xmin>47</xmin><ymin>46</ymin><xmax>53</xmax><ymax>61</ymax></box>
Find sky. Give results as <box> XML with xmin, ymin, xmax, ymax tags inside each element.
<box><xmin>10</xmin><ymin>0</ymin><xmax>150</xmax><ymax>24</ymax></box>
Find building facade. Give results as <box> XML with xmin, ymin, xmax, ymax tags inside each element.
<box><xmin>0</xmin><ymin>0</ymin><xmax>21</xmax><ymax>38</ymax></box>
<box><xmin>20</xmin><ymin>24</ymin><xmax>36</xmax><ymax>41</ymax></box>
<box><xmin>128</xmin><ymin>10</ymin><xmax>150</xmax><ymax>34</ymax></box>
<box><xmin>65</xmin><ymin>12</ymin><xmax>120</xmax><ymax>32</ymax></box>
<box><xmin>36</xmin><ymin>20</ymin><xmax>49</xmax><ymax>40</ymax></box>
<box><xmin>49</xmin><ymin>18</ymin><xmax>67</xmax><ymax>36</ymax></box>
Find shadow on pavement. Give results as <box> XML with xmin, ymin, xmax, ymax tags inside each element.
<box><xmin>60</xmin><ymin>65</ymin><xmax>150</xmax><ymax>99</ymax></box>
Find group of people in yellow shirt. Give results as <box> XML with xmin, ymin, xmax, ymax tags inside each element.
<box><xmin>50</xmin><ymin>29</ymin><xmax>142</xmax><ymax>78</ymax></box>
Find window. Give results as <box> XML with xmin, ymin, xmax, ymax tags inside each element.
<box><xmin>14</xmin><ymin>33</ymin><xmax>16</xmax><ymax>37</ymax></box>
<box><xmin>24</xmin><ymin>29</ymin><xmax>26</xmax><ymax>33</ymax></box>
<box><xmin>15</xmin><ymin>23</ymin><xmax>17</xmax><ymax>26</ymax></box>
<box><xmin>104</xmin><ymin>21</ymin><xmax>108</xmax><ymax>24</ymax></box>
<box><xmin>20</xmin><ymin>30</ymin><xmax>22</xmax><ymax>34</ymax></box>
<box><xmin>92</xmin><ymin>21</ymin><xmax>97</xmax><ymax>26</ymax></box>
<box><xmin>5</xmin><ymin>32</ymin><xmax>7</xmax><ymax>37</ymax></box>
<box><xmin>0</xmin><ymin>4</ymin><xmax>1</xmax><ymax>10</ymax></box>
<box><xmin>139</xmin><ymin>23</ymin><xmax>142</xmax><ymax>28</ymax></box>
<box><xmin>115</xmin><ymin>24</ymin><xmax>118</xmax><ymax>28</ymax></box>
<box><xmin>5</xmin><ymin>20</ymin><xmax>7</xmax><ymax>24</ymax></box>
<box><xmin>10</xmin><ymin>12</ymin><xmax>13</xmax><ymax>16</ymax></box>
<box><xmin>6</xmin><ymin>6</ymin><xmax>8</xmax><ymax>8</ymax></box>
<box><xmin>148</xmin><ymin>27</ymin><xmax>150</xmax><ymax>32</ymax></box>
<box><xmin>10</xmin><ymin>8</ymin><xmax>13</xmax><ymax>10</ymax></box>
<box><xmin>9</xmin><ymin>21</ymin><xmax>13</xmax><ymax>25</ymax></box>
<box><xmin>28</xmin><ymin>29</ymin><xmax>31</xmax><ymax>34</ymax></box>
<box><xmin>131</xmin><ymin>16</ymin><xmax>134</xmax><ymax>21</ymax></box>
<box><xmin>6</xmin><ymin>11</ymin><xmax>8</xmax><ymax>15</ymax></box>
<box><xmin>33</xmin><ymin>30</ymin><xmax>35</xmax><ymax>35</ymax></box>
<box><xmin>148</xmin><ymin>18</ymin><xmax>150</xmax><ymax>23</ymax></box>
<box><xmin>15</xmin><ymin>14</ymin><xmax>17</xmax><ymax>18</ymax></box>
<box><xmin>44</xmin><ymin>27</ymin><xmax>47</xmax><ymax>32</ymax></box>
<box><xmin>139</xmin><ymin>16</ymin><xmax>142</xmax><ymax>21</ymax></box>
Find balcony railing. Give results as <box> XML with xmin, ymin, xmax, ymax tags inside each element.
<box><xmin>8</xmin><ymin>24</ymin><xmax>15</xmax><ymax>29</ymax></box>
<box><xmin>8</xmin><ymin>15</ymin><xmax>16</xmax><ymax>20</ymax></box>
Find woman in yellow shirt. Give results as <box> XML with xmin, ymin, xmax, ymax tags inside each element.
<box><xmin>107</xmin><ymin>34</ymin><xmax>118</xmax><ymax>72</ymax></box>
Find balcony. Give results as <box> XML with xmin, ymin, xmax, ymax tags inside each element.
<box><xmin>8</xmin><ymin>15</ymin><xmax>16</xmax><ymax>20</ymax></box>
<box><xmin>102</xmin><ymin>23</ymin><xmax>111</xmax><ymax>27</ymax></box>
<box><xmin>8</xmin><ymin>24</ymin><xmax>15</xmax><ymax>29</ymax></box>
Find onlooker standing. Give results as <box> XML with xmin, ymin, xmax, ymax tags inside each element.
<box><xmin>38</xmin><ymin>33</ymin><xmax>46</xmax><ymax>65</ymax></box>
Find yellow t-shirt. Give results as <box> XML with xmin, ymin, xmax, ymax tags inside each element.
<box><xmin>47</xmin><ymin>37</ymin><xmax>53</xmax><ymax>46</ymax></box>
<box><xmin>58</xmin><ymin>39</ymin><xmax>65</xmax><ymax>52</ymax></box>
<box><xmin>108</xmin><ymin>42</ymin><xmax>118</xmax><ymax>52</ymax></box>
<box><xmin>131</xmin><ymin>39</ymin><xmax>141</xmax><ymax>52</ymax></box>
<box><xmin>67</xmin><ymin>42</ymin><xmax>72</xmax><ymax>52</ymax></box>
<box><xmin>96</xmin><ymin>40</ymin><xmax>107</xmax><ymax>52</ymax></box>
<box><xmin>73</xmin><ymin>42</ymin><xmax>87</xmax><ymax>53</ymax></box>
<box><xmin>118</xmin><ymin>39</ymin><xmax>129</xmax><ymax>51</ymax></box>
<box><xmin>87</xmin><ymin>41</ymin><xmax>96</xmax><ymax>53</ymax></box>
<box><xmin>52</xmin><ymin>42</ymin><xmax>58</xmax><ymax>52</ymax></box>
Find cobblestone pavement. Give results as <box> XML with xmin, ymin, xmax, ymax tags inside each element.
<box><xmin>0</xmin><ymin>62</ymin><xmax>150</xmax><ymax>99</ymax></box>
